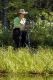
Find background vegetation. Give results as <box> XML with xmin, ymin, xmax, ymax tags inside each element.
<box><xmin>0</xmin><ymin>0</ymin><xmax>53</xmax><ymax>47</ymax></box>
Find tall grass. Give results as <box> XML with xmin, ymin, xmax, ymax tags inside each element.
<box><xmin>0</xmin><ymin>46</ymin><xmax>53</xmax><ymax>74</ymax></box>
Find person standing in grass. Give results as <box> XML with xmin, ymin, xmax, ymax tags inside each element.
<box><xmin>13</xmin><ymin>9</ymin><xmax>28</xmax><ymax>48</ymax></box>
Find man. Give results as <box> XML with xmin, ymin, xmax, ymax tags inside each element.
<box><xmin>13</xmin><ymin>9</ymin><xmax>28</xmax><ymax>48</ymax></box>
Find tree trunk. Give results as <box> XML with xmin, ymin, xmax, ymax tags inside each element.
<box><xmin>1</xmin><ymin>0</ymin><xmax>9</xmax><ymax>28</ymax></box>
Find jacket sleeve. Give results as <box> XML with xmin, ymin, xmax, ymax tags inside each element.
<box><xmin>14</xmin><ymin>17</ymin><xmax>20</xmax><ymax>27</ymax></box>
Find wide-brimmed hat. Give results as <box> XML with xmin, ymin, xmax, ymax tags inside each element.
<box><xmin>19</xmin><ymin>9</ymin><xmax>28</xmax><ymax>14</ymax></box>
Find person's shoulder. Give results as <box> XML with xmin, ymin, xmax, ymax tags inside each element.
<box><xmin>14</xmin><ymin>17</ymin><xmax>19</xmax><ymax>20</ymax></box>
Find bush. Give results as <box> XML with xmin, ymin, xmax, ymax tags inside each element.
<box><xmin>29</xmin><ymin>19</ymin><xmax>53</xmax><ymax>46</ymax></box>
<box><xmin>0</xmin><ymin>28</ymin><xmax>13</xmax><ymax>46</ymax></box>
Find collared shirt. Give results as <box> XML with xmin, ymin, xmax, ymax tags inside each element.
<box><xmin>14</xmin><ymin>17</ymin><xmax>26</xmax><ymax>30</ymax></box>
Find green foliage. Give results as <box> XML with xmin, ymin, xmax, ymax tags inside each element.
<box><xmin>0</xmin><ymin>28</ymin><xmax>12</xmax><ymax>46</ymax></box>
<box><xmin>29</xmin><ymin>14</ymin><xmax>53</xmax><ymax>46</ymax></box>
<box><xmin>0</xmin><ymin>46</ymin><xmax>53</xmax><ymax>73</ymax></box>
<box><xmin>0</xmin><ymin>0</ymin><xmax>53</xmax><ymax>46</ymax></box>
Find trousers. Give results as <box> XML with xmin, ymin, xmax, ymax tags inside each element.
<box><xmin>13</xmin><ymin>28</ymin><xmax>27</xmax><ymax>47</ymax></box>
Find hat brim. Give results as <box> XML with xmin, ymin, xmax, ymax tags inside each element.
<box><xmin>19</xmin><ymin>12</ymin><xmax>28</xmax><ymax>14</ymax></box>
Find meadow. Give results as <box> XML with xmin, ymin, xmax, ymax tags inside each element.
<box><xmin>0</xmin><ymin>46</ymin><xmax>53</xmax><ymax>74</ymax></box>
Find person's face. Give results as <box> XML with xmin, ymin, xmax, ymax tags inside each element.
<box><xmin>19</xmin><ymin>13</ymin><xmax>25</xmax><ymax>18</ymax></box>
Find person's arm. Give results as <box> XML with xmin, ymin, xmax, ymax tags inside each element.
<box><xmin>14</xmin><ymin>18</ymin><xmax>18</xmax><ymax>27</ymax></box>
<box><xmin>13</xmin><ymin>17</ymin><xmax>21</xmax><ymax>29</ymax></box>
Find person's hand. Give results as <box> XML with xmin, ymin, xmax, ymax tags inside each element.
<box><xmin>24</xmin><ymin>25</ymin><xmax>30</xmax><ymax>31</ymax></box>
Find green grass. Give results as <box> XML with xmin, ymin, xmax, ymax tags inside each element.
<box><xmin>0</xmin><ymin>46</ymin><xmax>53</xmax><ymax>74</ymax></box>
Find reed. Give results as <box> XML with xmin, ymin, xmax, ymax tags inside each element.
<box><xmin>0</xmin><ymin>46</ymin><xmax>53</xmax><ymax>74</ymax></box>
